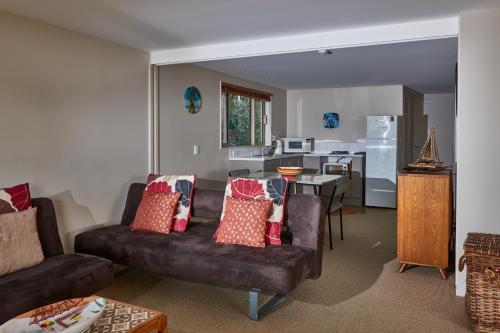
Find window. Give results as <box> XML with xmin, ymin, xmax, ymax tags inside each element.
<box><xmin>220</xmin><ymin>83</ymin><xmax>272</xmax><ymax>147</ymax></box>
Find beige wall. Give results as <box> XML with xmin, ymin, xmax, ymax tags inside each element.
<box><xmin>0</xmin><ymin>12</ymin><xmax>150</xmax><ymax>250</ymax></box>
<box><xmin>287</xmin><ymin>85</ymin><xmax>403</xmax><ymax>141</ymax></box>
<box><xmin>424</xmin><ymin>93</ymin><xmax>455</xmax><ymax>166</ymax></box>
<box><xmin>158</xmin><ymin>64</ymin><xmax>287</xmax><ymax>182</ymax></box>
<box><xmin>456</xmin><ymin>7</ymin><xmax>500</xmax><ymax>296</ymax></box>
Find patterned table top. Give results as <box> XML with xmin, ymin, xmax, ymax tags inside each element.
<box><xmin>86</xmin><ymin>298</ymin><xmax>166</xmax><ymax>333</ymax></box>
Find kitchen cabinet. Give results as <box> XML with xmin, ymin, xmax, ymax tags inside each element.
<box><xmin>397</xmin><ymin>169</ymin><xmax>453</xmax><ymax>279</ymax></box>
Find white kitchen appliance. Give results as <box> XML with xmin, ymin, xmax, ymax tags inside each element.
<box><xmin>282</xmin><ymin>137</ymin><xmax>314</xmax><ymax>154</ymax></box>
<box><xmin>365</xmin><ymin>116</ymin><xmax>399</xmax><ymax>208</ymax></box>
<box><xmin>272</xmin><ymin>137</ymin><xmax>283</xmax><ymax>155</ymax></box>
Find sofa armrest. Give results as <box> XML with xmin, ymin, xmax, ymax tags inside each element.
<box><xmin>285</xmin><ymin>194</ymin><xmax>325</xmax><ymax>279</ymax></box>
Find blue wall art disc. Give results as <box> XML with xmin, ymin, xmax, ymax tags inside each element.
<box><xmin>184</xmin><ymin>86</ymin><xmax>202</xmax><ymax>113</ymax></box>
<box><xmin>323</xmin><ymin>112</ymin><xmax>340</xmax><ymax>128</ymax></box>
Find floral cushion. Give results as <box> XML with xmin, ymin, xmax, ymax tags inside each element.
<box><xmin>131</xmin><ymin>191</ymin><xmax>181</xmax><ymax>234</ymax></box>
<box><xmin>145</xmin><ymin>174</ymin><xmax>197</xmax><ymax>232</ymax></box>
<box><xmin>214</xmin><ymin>197</ymin><xmax>272</xmax><ymax>248</ymax></box>
<box><xmin>0</xmin><ymin>183</ymin><xmax>32</xmax><ymax>215</ymax></box>
<box><xmin>219</xmin><ymin>178</ymin><xmax>288</xmax><ymax>245</ymax></box>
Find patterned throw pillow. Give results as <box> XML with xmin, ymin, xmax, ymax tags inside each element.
<box><xmin>0</xmin><ymin>208</ymin><xmax>44</xmax><ymax>276</ymax></box>
<box><xmin>0</xmin><ymin>183</ymin><xmax>32</xmax><ymax>215</ymax></box>
<box><xmin>219</xmin><ymin>178</ymin><xmax>288</xmax><ymax>245</ymax></box>
<box><xmin>145</xmin><ymin>174</ymin><xmax>197</xmax><ymax>232</ymax></box>
<box><xmin>131</xmin><ymin>191</ymin><xmax>181</xmax><ymax>234</ymax></box>
<box><xmin>215</xmin><ymin>197</ymin><xmax>272</xmax><ymax>248</ymax></box>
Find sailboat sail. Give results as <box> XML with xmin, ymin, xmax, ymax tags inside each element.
<box><xmin>408</xmin><ymin>128</ymin><xmax>446</xmax><ymax>170</ymax></box>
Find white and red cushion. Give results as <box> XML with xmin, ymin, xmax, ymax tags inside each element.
<box><xmin>0</xmin><ymin>183</ymin><xmax>32</xmax><ymax>215</ymax></box>
<box><xmin>219</xmin><ymin>178</ymin><xmax>288</xmax><ymax>245</ymax></box>
<box><xmin>145</xmin><ymin>173</ymin><xmax>197</xmax><ymax>232</ymax></box>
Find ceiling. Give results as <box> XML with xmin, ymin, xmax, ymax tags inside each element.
<box><xmin>0</xmin><ymin>0</ymin><xmax>497</xmax><ymax>51</ymax></box>
<box><xmin>196</xmin><ymin>38</ymin><xmax>458</xmax><ymax>93</ymax></box>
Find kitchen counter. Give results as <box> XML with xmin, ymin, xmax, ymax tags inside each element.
<box><xmin>229</xmin><ymin>153</ymin><xmax>364</xmax><ymax>161</ymax></box>
<box><xmin>307</xmin><ymin>153</ymin><xmax>364</xmax><ymax>158</ymax></box>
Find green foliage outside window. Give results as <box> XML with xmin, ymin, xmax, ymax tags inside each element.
<box><xmin>223</xmin><ymin>93</ymin><xmax>265</xmax><ymax>146</ymax></box>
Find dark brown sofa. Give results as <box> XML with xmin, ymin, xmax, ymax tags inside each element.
<box><xmin>0</xmin><ymin>198</ymin><xmax>114</xmax><ymax>325</ymax></box>
<box><xmin>75</xmin><ymin>183</ymin><xmax>325</xmax><ymax>319</ymax></box>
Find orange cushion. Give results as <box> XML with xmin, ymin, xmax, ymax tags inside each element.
<box><xmin>215</xmin><ymin>197</ymin><xmax>272</xmax><ymax>248</ymax></box>
<box><xmin>131</xmin><ymin>191</ymin><xmax>181</xmax><ymax>234</ymax></box>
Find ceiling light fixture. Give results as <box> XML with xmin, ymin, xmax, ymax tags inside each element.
<box><xmin>318</xmin><ymin>49</ymin><xmax>333</xmax><ymax>55</ymax></box>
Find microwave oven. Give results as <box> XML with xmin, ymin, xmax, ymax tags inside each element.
<box><xmin>282</xmin><ymin>137</ymin><xmax>314</xmax><ymax>153</ymax></box>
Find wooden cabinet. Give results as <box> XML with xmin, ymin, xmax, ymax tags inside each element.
<box><xmin>397</xmin><ymin>170</ymin><xmax>453</xmax><ymax>279</ymax></box>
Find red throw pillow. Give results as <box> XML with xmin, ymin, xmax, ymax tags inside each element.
<box><xmin>214</xmin><ymin>197</ymin><xmax>273</xmax><ymax>248</ymax></box>
<box><xmin>145</xmin><ymin>174</ymin><xmax>197</xmax><ymax>232</ymax></box>
<box><xmin>219</xmin><ymin>178</ymin><xmax>288</xmax><ymax>245</ymax></box>
<box><xmin>0</xmin><ymin>183</ymin><xmax>32</xmax><ymax>215</ymax></box>
<box><xmin>131</xmin><ymin>191</ymin><xmax>181</xmax><ymax>234</ymax></box>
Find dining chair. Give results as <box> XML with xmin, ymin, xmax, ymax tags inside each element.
<box><xmin>228</xmin><ymin>169</ymin><xmax>251</xmax><ymax>177</ymax></box>
<box><xmin>324</xmin><ymin>175</ymin><xmax>350</xmax><ymax>250</ymax></box>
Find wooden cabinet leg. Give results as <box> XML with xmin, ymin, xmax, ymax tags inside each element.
<box><xmin>437</xmin><ymin>268</ymin><xmax>447</xmax><ymax>280</ymax></box>
<box><xmin>398</xmin><ymin>263</ymin><xmax>408</xmax><ymax>273</ymax></box>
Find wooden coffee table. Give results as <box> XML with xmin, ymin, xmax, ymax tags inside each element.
<box><xmin>89</xmin><ymin>297</ymin><xmax>167</xmax><ymax>333</ymax></box>
<box><xmin>2</xmin><ymin>296</ymin><xmax>167</xmax><ymax>333</ymax></box>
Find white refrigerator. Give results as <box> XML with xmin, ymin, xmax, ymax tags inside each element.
<box><xmin>365</xmin><ymin>116</ymin><xmax>399</xmax><ymax>208</ymax></box>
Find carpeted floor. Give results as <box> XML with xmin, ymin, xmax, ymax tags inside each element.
<box><xmin>99</xmin><ymin>207</ymin><xmax>471</xmax><ymax>333</ymax></box>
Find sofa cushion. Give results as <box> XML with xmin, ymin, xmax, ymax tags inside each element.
<box><xmin>75</xmin><ymin>223</ymin><xmax>312</xmax><ymax>293</ymax></box>
<box><xmin>215</xmin><ymin>197</ymin><xmax>271</xmax><ymax>248</ymax></box>
<box><xmin>0</xmin><ymin>208</ymin><xmax>44</xmax><ymax>276</ymax></box>
<box><xmin>146</xmin><ymin>174</ymin><xmax>197</xmax><ymax>232</ymax></box>
<box><xmin>0</xmin><ymin>254</ymin><xmax>113</xmax><ymax>325</ymax></box>
<box><xmin>31</xmin><ymin>198</ymin><xmax>64</xmax><ymax>258</ymax></box>
<box><xmin>131</xmin><ymin>191</ymin><xmax>180</xmax><ymax>234</ymax></box>
<box><xmin>0</xmin><ymin>183</ymin><xmax>31</xmax><ymax>215</ymax></box>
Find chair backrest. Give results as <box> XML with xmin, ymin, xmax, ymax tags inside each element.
<box><xmin>228</xmin><ymin>169</ymin><xmax>250</xmax><ymax>177</ymax></box>
<box><xmin>333</xmin><ymin>175</ymin><xmax>350</xmax><ymax>199</ymax></box>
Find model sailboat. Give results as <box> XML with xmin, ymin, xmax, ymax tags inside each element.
<box><xmin>408</xmin><ymin>127</ymin><xmax>447</xmax><ymax>170</ymax></box>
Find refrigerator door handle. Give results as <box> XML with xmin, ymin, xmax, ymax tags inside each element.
<box><xmin>370</xmin><ymin>189</ymin><xmax>396</xmax><ymax>193</ymax></box>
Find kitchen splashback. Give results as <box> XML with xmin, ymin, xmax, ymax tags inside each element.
<box><xmin>313</xmin><ymin>140</ymin><xmax>366</xmax><ymax>154</ymax></box>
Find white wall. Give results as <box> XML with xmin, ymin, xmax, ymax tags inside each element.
<box><xmin>456</xmin><ymin>7</ymin><xmax>500</xmax><ymax>296</ymax></box>
<box><xmin>0</xmin><ymin>11</ymin><xmax>150</xmax><ymax>250</ymax></box>
<box><xmin>287</xmin><ymin>85</ymin><xmax>403</xmax><ymax>141</ymax></box>
<box><xmin>424</xmin><ymin>94</ymin><xmax>455</xmax><ymax>166</ymax></box>
<box><xmin>158</xmin><ymin>64</ymin><xmax>287</xmax><ymax>182</ymax></box>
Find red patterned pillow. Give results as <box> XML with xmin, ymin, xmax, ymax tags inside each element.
<box><xmin>215</xmin><ymin>197</ymin><xmax>272</xmax><ymax>248</ymax></box>
<box><xmin>219</xmin><ymin>178</ymin><xmax>288</xmax><ymax>245</ymax></box>
<box><xmin>145</xmin><ymin>174</ymin><xmax>197</xmax><ymax>232</ymax></box>
<box><xmin>0</xmin><ymin>183</ymin><xmax>32</xmax><ymax>215</ymax></box>
<box><xmin>131</xmin><ymin>191</ymin><xmax>181</xmax><ymax>234</ymax></box>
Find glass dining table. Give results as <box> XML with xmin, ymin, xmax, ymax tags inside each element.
<box><xmin>247</xmin><ymin>171</ymin><xmax>344</xmax><ymax>195</ymax></box>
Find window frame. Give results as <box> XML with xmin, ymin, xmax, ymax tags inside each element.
<box><xmin>220</xmin><ymin>82</ymin><xmax>272</xmax><ymax>148</ymax></box>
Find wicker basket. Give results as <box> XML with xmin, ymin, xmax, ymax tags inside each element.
<box><xmin>459</xmin><ymin>233</ymin><xmax>500</xmax><ymax>332</ymax></box>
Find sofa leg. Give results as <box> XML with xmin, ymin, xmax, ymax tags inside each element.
<box><xmin>248</xmin><ymin>289</ymin><xmax>287</xmax><ymax>320</ymax></box>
